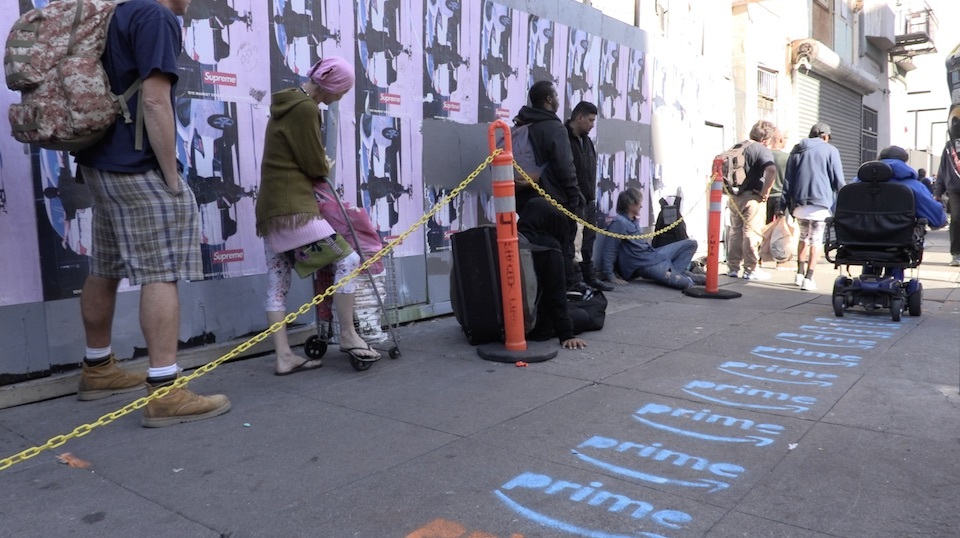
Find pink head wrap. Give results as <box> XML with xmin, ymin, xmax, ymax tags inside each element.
<box><xmin>306</xmin><ymin>57</ymin><xmax>355</xmax><ymax>94</ymax></box>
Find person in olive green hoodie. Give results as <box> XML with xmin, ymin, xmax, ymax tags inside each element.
<box><xmin>255</xmin><ymin>57</ymin><xmax>379</xmax><ymax>375</ymax></box>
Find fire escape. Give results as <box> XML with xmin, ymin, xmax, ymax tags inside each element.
<box><xmin>889</xmin><ymin>2</ymin><xmax>938</xmax><ymax>73</ymax></box>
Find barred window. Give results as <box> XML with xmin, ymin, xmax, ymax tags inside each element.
<box><xmin>757</xmin><ymin>68</ymin><xmax>777</xmax><ymax>122</ymax></box>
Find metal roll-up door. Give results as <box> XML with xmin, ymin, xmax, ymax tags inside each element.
<box><xmin>797</xmin><ymin>72</ymin><xmax>862</xmax><ymax>181</ymax></box>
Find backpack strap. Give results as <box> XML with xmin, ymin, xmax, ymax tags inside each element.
<box><xmin>104</xmin><ymin>0</ymin><xmax>143</xmax><ymax>150</ymax></box>
<box><xmin>5</xmin><ymin>21</ymin><xmax>40</xmax><ymax>84</ymax></box>
<box><xmin>66</xmin><ymin>0</ymin><xmax>85</xmax><ymax>55</ymax></box>
<box><xmin>115</xmin><ymin>79</ymin><xmax>145</xmax><ymax>150</ymax></box>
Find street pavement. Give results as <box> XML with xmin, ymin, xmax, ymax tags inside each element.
<box><xmin>1</xmin><ymin>229</ymin><xmax>958</xmax><ymax>538</ymax></box>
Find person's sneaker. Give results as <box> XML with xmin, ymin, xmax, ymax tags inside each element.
<box><xmin>726</xmin><ymin>269</ymin><xmax>740</xmax><ymax>278</ymax></box>
<box><xmin>795</xmin><ymin>273</ymin><xmax>804</xmax><ymax>286</ymax></box>
<box><xmin>801</xmin><ymin>278</ymin><xmax>818</xmax><ymax>291</ymax></box>
<box><xmin>683</xmin><ymin>270</ymin><xmax>707</xmax><ymax>285</ymax></box>
<box><xmin>78</xmin><ymin>355</ymin><xmax>146</xmax><ymax>401</ymax></box>
<box><xmin>142</xmin><ymin>381</ymin><xmax>231</xmax><ymax>428</ymax></box>
<box><xmin>742</xmin><ymin>269</ymin><xmax>771</xmax><ymax>281</ymax></box>
<box><xmin>950</xmin><ymin>256</ymin><xmax>960</xmax><ymax>267</ymax></box>
<box><xmin>586</xmin><ymin>278</ymin><xmax>615</xmax><ymax>292</ymax></box>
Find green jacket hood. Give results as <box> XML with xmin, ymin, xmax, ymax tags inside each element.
<box><xmin>270</xmin><ymin>88</ymin><xmax>314</xmax><ymax>120</ymax></box>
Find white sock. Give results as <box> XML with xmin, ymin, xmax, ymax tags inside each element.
<box><xmin>85</xmin><ymin>346</ymin><xmax>112</xmax><ymax>360</ymax></box>
<box><xmin>147</xmin><ymin>364</ymin><xmax>180</xmax><ymax>379</ymax></box>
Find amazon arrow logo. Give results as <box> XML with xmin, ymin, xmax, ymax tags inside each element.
<box><xmin>681</xmin><ymin>380</ymin><xmax>814</xmax><ymax>413</ymax></box>
<box><xmin>718</xmin><ymin>361</ymin><xmax>835</xmax><ymax>387</ymax></box>
<box><xmin>574</xmin><ymin>436</ymin><xmax>743</xmax><ymax>493</ymax></box>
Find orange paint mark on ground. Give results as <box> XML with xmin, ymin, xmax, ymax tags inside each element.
<box><xmin>407</xmin><ymin>518</ymin><xmax>524</xmax><ymax>538</ymax></box>
<box><xmin>56</xmin><ymin>452</ymin><xmax>91</xmax><ymax>468</ymax></box>
<box><xmin>406</xmin><ymin>518</ymin><xmax>466</xmax><ymax>538</ymax></box>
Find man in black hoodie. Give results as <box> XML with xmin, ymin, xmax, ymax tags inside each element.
<box><xmin>566</xmin><ymin>101</ymin><xmax>613</xmax><ymax>292</ymax></box>
<box><xmin>514</xmin><ymin>80</ymin><xmax>584</xmax><ymax>293</ymax></box>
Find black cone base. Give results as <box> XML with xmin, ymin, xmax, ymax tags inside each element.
<box><xmin>477</xmin><ymin>341</ymin><xmax>559</xmax><ymax>363</ymax></box>
<box><xmin>682</xmin><ymin>286</ymin><xmax>742</xmax><ymax>299</ymax></box>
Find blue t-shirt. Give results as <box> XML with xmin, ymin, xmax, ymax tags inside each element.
<box><xmin>741</xmin><ymin>140</ymin><xmax>775</xmax><ymax>193</ymax></box>
<box><xmin>75</xmin><ymin>0</ymin><xmax>181</xmax><ymax>172</ymax></box>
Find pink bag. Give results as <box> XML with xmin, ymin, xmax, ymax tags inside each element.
<box><xmin>314</xmin><ymin>182</ymin><xmax>385</xmax><ymax>274</ymax></box>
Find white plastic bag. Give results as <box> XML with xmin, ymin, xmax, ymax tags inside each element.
<box><xmin>769</xmin><ymin>216</ymin><xmax>797</xmax><ymax>262</ymax></box>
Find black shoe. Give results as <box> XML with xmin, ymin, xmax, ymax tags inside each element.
<box><xmin>683</xmin><ymin>270</ymin><xmax>706</xmax><ymax>286</ymax></box>
<box><xmin>586</xmin><ymin>278</ymin><xmax>614</xmax><ymax>292</ymax></box>
<box><xmin>568</xmin><ymin>282</ymin><xmax>590</xmax><ymax>294</ymax></box>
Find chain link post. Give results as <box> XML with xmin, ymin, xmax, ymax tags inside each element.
<box><xmin>682</xmin><ymin>158</ymin><xmax>741</xmax><ymax>299</ymax></box>
<box><xmin>488</xmin><ymin>120</ymin><xmax>526</xmax><ymax>351</ymax></box>
<box><xmin>476</xmin><ymin>120</ymin><xmax>557</xmax><ymax>363</ymax></box>
<box><xmin>706</xmin><ymin>158</ymin><xmax>724</xmax><ymax>293</ymax></box>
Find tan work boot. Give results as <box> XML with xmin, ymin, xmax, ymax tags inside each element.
<box><xmin>77</xmin><ymin>355</ymin><xmax>146</xmax><ymax>401</ymax></box>
<box><xmin>142</xmin><ymin>380</ymin><xmax>231</xmax><ymax>428</ymax></box>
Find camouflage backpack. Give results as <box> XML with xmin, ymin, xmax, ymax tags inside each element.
<box><xmin>717</xmin><ymin>139</ymin><xmax>755</xmax><ymax>193</ymax></box>
<box><xmin>4</xmin><ymin>0</ymin><xmax>142</xmax><ymax>151</ymax></box>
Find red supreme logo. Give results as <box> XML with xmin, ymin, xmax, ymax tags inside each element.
<box><xmin>496</xmin><ymin>108</ymin><xmax>511</xmax><ymax>118</ymax></box>
<box><xmin>203</xmin><ymin>71</ymin><xmax>238</xmax><ymax>86</ymax></box>
<box><xmin>212</xmin><ymin>249</ymin><xmax>244</xmax><ymax>263</ymax></box>
<box><xmin>442</xmin><ymin>101</ymin><xmax>461</xmax><ymax>111</ymax></box>
<box><xmin>380</xmin><ymin>93</ymin><xmax>401</xmax><ymax>105</ymax></box>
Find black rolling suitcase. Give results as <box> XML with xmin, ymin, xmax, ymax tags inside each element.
<box><xmin>450</xmin><ymin>225</ymin><xmax>503</xmax><ymax>345</ymax></box>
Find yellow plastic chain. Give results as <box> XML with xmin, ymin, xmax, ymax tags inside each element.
<box><xmin>513</xmin><ymin>160</ymin><xmax>713</xmax><ymax>240</ymax></box>
<box><xmin>721</xmin><ymin>181</ymin><xmax>769</xmax><ymax>237</ymax></box>
<box><xmin>0</xmin><ymin>152</ymin><xmax>498</xmax><ymax>472</ymax></box>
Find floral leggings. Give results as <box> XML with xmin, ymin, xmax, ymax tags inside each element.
<box><xmin>264</xmin><ymin>246</ymin><xmax>360</xmax><ymax>312</ymax></box>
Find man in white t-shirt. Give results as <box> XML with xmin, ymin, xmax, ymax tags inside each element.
<box><xmin>781</xmin><ymin>122</ymin><xmax>846</xmax><ymax>291</ymax></box>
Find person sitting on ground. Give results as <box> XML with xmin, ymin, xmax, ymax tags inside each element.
<box><xmin>599</xmin><ymin>188</ymin><xmax>703</xmax><ymax>290</ymax></box>
<box><xmin>518</xmin><ymin>197</ymin><xmax>588</xmax><ymax>350</ymax></box>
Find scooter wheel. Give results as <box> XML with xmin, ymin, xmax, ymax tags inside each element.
<box><xmin>832</xmin><ymin>295</ymin><xmax>845</xmax><ymax>317</ymax></box>
<box><xmin>907</xmin><ymin>284</ymin><xmax>922</xmax><ymax>317</ymax></box>
<box><xmin>304</xmin><ymin>335</ymin><xmax>327</xmax><ymax>360</ymax></box>
<box><xmin>389</xmin><ymin>346</ymin><xmax>401</xmax><ymax>359</ymax></box>
<box><xmin>890</xmin><ymin>298</ymin><xmax>903</xmax><ymax>322</ymax></box>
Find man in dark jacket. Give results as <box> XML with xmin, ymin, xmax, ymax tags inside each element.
<box><xmin>566</xmin><ymin>101</ymin><xmax>613</xmax><ymax>292</ymax></box>
<box><xmin>518</xmin><ymin>198</ymin><xmax>588</xmax><ymax>350</ymax></box>
<box><xmin>936</xmin><ymin>139</ymin><xmax>960</xmax><ymax>266</ymax></box>
<box><xmin>782</xmin><ymin>121</ymin><xmax>846</xmax><ymax>291</ymax></box>
<box><xmin>514</xmin><ymin>80</ymin><xmax>584</xmax><ymax>293</ymax></box>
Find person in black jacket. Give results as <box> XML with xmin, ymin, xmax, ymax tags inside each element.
<box><xmin>566</xmin><ymin>101</ymin><xmax>613</xmax><ymax>292</ymax></box>
<box><xmin>936</xmin><ymin>138</ymin><xmax>960</xmax><ymax>266</ymax></box>
<box><xmin>514</xmin><ymin>80</ymin><xmax>585</xmax><ymax>294</ymax></box>
<box><xmin>518</xmin><ymin>197</ymin><xmax>588</xmax><ymax>349</ymax></box>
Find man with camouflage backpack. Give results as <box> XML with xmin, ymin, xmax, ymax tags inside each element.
<box><xmin>72</xmin><ymin>0</ymin><xmax>231</xmax><ymax>427</ymax></box>
<box><xmin>725</xmin><ymin>120</ymin><xmax>778</xmax><ymax>281</ymax></box>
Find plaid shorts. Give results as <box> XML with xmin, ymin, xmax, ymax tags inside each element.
<box><xmin>80</xmin><ymin>166</ymin><xmax>203</xmax><ymax>285</ymax></box>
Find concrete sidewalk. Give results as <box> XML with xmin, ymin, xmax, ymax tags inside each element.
<box><xmin>1</xmin><ymin>230</ymin><xmax>958</xmax><ymax>538</ymax></box>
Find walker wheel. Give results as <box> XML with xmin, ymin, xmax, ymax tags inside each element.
<box><xmin>389</xmin><ymin>346</ymin><xmax>401</xmax><ymax>359</ymax></box>
<box><xmin>304</xmin><ymin>335</ymin><xmax>327</xmax><ymax>360</ymax></box>
<box><xmin>350</xmin><ymin>356</ymin><xmax>373</xmax><ymax>371</ymax></box>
